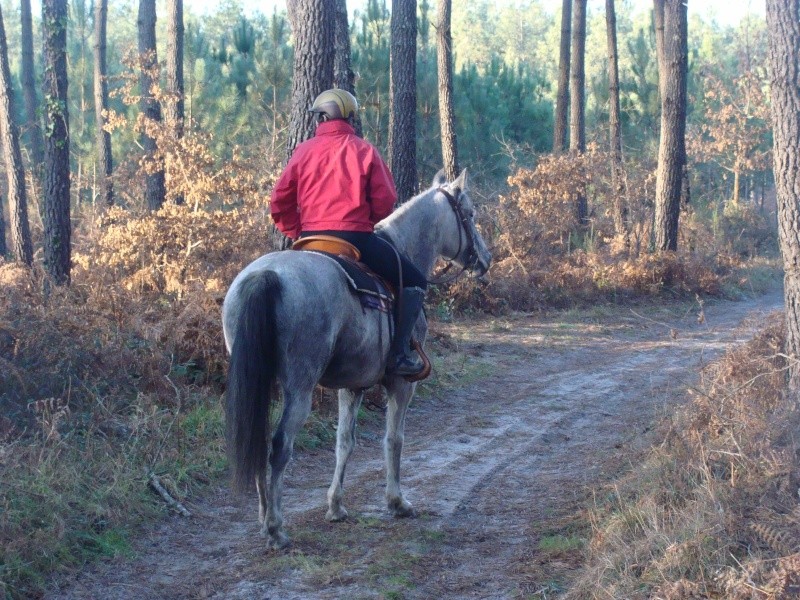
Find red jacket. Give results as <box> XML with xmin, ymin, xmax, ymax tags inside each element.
<box><xmin>270</xmin><ymin>120</ymin><xmax>397</xmax><ymax>239</ymax></box>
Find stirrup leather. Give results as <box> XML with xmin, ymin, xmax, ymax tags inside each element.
<box><xmin>402</xmin><ymin>339</ymin><xmax>431</xmax><ymax>382</ymax></box>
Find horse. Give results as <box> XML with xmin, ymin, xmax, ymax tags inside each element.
<box><xmin>222</xmin><ymin>168</ymin><xmax>492</xmax><ymax>549</ymax></box>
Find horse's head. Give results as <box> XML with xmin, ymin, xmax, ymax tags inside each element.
<box><xmin>433</xmin><ymin>168</ymin><xmax>492</xmax><ymax>278</ymax></box>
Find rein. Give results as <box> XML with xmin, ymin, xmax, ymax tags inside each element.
<box><xmin>427</xmin><ymin>187</ymin><xmax>479</xmax><ymax>285</ymax></box>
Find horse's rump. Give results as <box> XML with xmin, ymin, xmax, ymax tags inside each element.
<box><xmin>223</xmin><ymin>251</ymin><xmax>392</xmax><ymax>391</ymax></box>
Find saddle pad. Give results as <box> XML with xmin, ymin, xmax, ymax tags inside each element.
<box><xmin>305</xmin><ymin>250</ymin><xmax>394</xmax><ymax>313</ymax></box>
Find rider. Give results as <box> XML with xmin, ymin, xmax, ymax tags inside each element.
<box><xmin>270</xmin><ymin>88</ymin><xmax>427</xmax><ymax>377</ymax></box>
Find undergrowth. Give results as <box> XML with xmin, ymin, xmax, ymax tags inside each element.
<box><xmin>432</xmin><ymin>156</ymin><xmax>780</xmax><ymax>313</ymax></box>
<box><xmin>565</xmin><ymin>316</ymin><xmax>800</xmax><ymax>599</ymax></box>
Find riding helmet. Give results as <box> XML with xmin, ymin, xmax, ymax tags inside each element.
<box><xmin>309</xmin><ymin>89</ymin><xmax>358</xmax><ymax>121</ymax></box>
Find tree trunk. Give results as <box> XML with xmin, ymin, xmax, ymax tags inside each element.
<box><xmin>553</xmin><ymin>0</ymin><xmax>571</xmax><ymax>155</ymax></box>
<box><xmin>93</xmin><ymin>0</ymin><xmax>113</xmax><ymax>207</ymax></box>
<box><xmin>653</xmin><ymin>0</ymin><xmax>666</xmax><ymax>98</ymax></box>
<box><xmin>333</xmin><ymin>0</ymin><xmax>362</xmax><ymax>136</ymax></box>
<box><xmin>166</xmin><ymin>0</ymin><xmax>184</xmax><ymax>137</ymax></box>
<box><xmin>138</xmin><ymin>0</ymin><xmax>166</xmax><ymax>212</ymax></box>
<box><xmin>570</xmin><ymin>0</ymin><xmax>587</xmax><ymax>226</ymax></box>
<box><xmin>166</xmin><ymin>0</ymin><xmax>184</xmax><ymax>205</ymax></box>
<box><xmin>286</xmin><ymin>0</ymin><xmax>334</xmax><ymax>161</ymax></box>
<box><xmin>0</xmin><ymin>194</ymin><xmax>6</xmax><ymax>257</ymax></box>
<box><xmin>0</xmin><ymin>6</ymin><xmax>33</xmax><ymax>265</ymax></box>
<box><xmin>390</xmin><ymin>0</ymin><xmax>418</xmax><ymax>202</ymax></box>
<box><xmin>75</xmin><ymin>2</ymin><xmax>88</xmax><ymax>141</ymax></box>
<box><xmin>767</xmin><ymin>0</ymin><xmax>800</xmax><ymax>389</ymax></box>
<box><xmin>20</xmin><ymin>0</ymin><xmax>43</xmax><ymax>172</ymax></box>
<box><xmin>606</xmin><ymin>0</ymin><xmax>628</xmax><ymax>242</ymax></box>
<box><xmin>437</xmin><ymin>0</ymin><xmax>459</xmax><ymax>183</ymax></box>
<box><xmin>42</xmin><ymin>0</ymin><xmax>71</xmax><ymax>284</ymax></box>
<box><xmin>653</xmin><ymin>0</ymin><xmax>688</xmax><ymax>252</ymax></box>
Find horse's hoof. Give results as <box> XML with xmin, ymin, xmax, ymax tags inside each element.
<box><xmin>266</xmin><ymin>531</ymin><xmax>290</xmax><ymax>550</ymax></box>
<box><xmin>325</xmin><ymin>506</ymin><xmax>348</xmax><ymax>522</ymax></box>
<box><xmin>388</xmin><ymin>498</ymin><xmax>417</xmax><ymax>518</ymax></box>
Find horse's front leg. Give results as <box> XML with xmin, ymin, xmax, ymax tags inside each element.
<box><xmin>383</xmin><ymin>377</ymin><xmax>417</xmax><ymax>518</ymax></box>
<box><xmin>326</xmin><ymin>388</ymin><xmax>364</xmax><ymax>522</ymax></box>
<box><xmin>263</xmin><ymin>385</ymin><xmax>313</xmax><ymax>549</ymax></box>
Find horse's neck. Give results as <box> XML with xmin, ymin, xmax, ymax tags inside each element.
<box><xmin>379</xmin><ymin>193</ymin><xmax>448</xmax><ymax>278</ymax></box>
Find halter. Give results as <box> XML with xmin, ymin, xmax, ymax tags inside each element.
<box><xmin>427</xmin><ymin>187</ymin><xmax>480</xmax><ymax>285</ymax></box>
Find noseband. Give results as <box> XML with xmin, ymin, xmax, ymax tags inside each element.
<box><xmin>427</xmin><ymin>187</ymin><xmax>480</xmax><ymax>285</ymax></box>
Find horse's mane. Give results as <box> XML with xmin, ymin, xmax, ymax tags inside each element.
<box><xmin>375</xmin><ymin>185</ymin><xmax>437</xmax><ymax>238</ymax></box>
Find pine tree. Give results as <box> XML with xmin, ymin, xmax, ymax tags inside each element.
<box><xmin>20</xmin><ymin>0</ymin><xmax>43</xmax><ymax>173</ymax></box>
<box><xmin>553</xmin><ymin>0</ymin><xmax>571</xmax><ymax>155</ymax></box>
<box><xmin>390</xmin><ymin>0</ymin><xmax>418</xmax><ymax>201</ymax></box>
<box><xmin>606</xmin><ymin>0</ymin><xmax>627</xmax><ymax>241</ymax></box>
<box><xmin>138</xmin><ymin>0</ymin><xmax>166</xmax><ymax>211</ymax></box>
<box><xmin>93</xmin><ymin>0</ymin><xmax>113</xmax><ymax>206</ymax></box>
<box><xmin>334</xmin><ymin>0</ymin><xmax>362</xmax><ymax>136</ymax></box>
<box><xmin>569</xmin><ymin>0</ymin><xmax>587</xmax><ymax>226</ymax></box>
<box><xmin>766</xmin><ymin>0</ymin><xmax>800</xmax><ymax>388</ymax></box>
<box><xmin>653</xmin><ymin>0</ymin><xmax>688</xmax><ymax>251</ymax></box>
<box><xmin>0</xmin><ymin>5</ymin><xmax>33</xmax><ymax>265</ymax></box>
<box><xmin>166</xmin><ymin>0</ymin><xmax>185</xmax><ymax>205</ymax></box>
<box><xmin>437</xmin><ymin>0</ymin><xmax>458</xmax><ymax>182</ymax></box>
<box><xmin>286</xmin><ymin>0</ymin><xmax>334</xmax><ymax>159</ymax></box>
<box><xmin>42</xmin><ymin>0</ymin><xmax>71</xmax><ymax>284</ymax></box>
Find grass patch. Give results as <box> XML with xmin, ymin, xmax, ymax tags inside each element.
<box><xmin>720</xmin><ymin>256</ymin><xmax>783</xmax><ymax>299</ymax></box>
<box><xmin>367</xmin><ymin>548</ymin><xmax>420</xmax><ymax>598</ymax></box>
<box><xmin>416</xmin><ymin>347</ymin><xmax>495</xmax><ymax>400</ymax></box>
<box><xmin>537</xmin><ymin>535</ymin><xmax>585</xmax><ymax>554</ymax></box>
<box><xmin>0</xmin><ymin>394</ymin><xmax>226</xmax><ymax>599</ymax></box>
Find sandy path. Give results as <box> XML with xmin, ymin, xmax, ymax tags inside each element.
<box><xmin>48</xmin><ymin>290</ymin><xmax>784</xmax><ymax>600</ymax></box>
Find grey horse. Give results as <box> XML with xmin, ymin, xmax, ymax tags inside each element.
<box><xmin>222</xmin><ymin>169</ymin><xmax>491</xmax><ymax>549</ymax></box>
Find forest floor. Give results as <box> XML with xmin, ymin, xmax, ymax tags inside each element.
<box><xmin>45</xmin><ymin>288</ymin><xmax>784</xmax><ymax>600</ymax></box>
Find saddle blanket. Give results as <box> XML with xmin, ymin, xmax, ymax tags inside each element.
<box><xmin>306</xmin><ymin>250</ymin><xmax>394</xmax><ymax>314</ymax></box>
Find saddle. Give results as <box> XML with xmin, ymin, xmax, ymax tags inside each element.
<box><xmin>292</xmin><ymin>235</ymin><xmax>394</xmax><ymax>312</ymax></box>
<box><xmin>291</xmin><ymin>236</ymin><xmax>431</xmax><ymax>382</ymax></box>
<box><xmin>292</xmin><ymin>235</ymin><xmax>361</xmax><ymax>262</ymax></box>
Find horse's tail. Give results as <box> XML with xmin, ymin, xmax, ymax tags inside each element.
<box><xmin>226</xmin><ymin>270</ymin><xmax>281</xmax><ymax>494</ymax></box>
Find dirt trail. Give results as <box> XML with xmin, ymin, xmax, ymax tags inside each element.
<box><xmin>49</xmin><ymin>290</ymin><xmax>784</xmax><ymax>600</ymax></box>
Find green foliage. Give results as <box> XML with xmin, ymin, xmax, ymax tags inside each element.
<box><xmin>352</xmin><ymin>0</ymin><xmax>391</xmax><ymax>149</ymax></box>
<box><xmin>4</xmin><ymin>0</ymin><xmax>772</xmax><ymax>197</ymax></box>
<box><xmin>456</xmin><ymin>59</ymin><xmax>552</xmax><ymax>176</ymax></box>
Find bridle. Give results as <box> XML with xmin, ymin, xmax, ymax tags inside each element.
<box><xmin>427</xmin><ymin>187</ymin><xmax>480</xmax><ymax>285</ymax></box>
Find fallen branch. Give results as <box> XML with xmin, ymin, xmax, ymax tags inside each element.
<box><xmin>148</xmin><ymin>471</ymin><xmax>191</xmax><ymax>517</ymax></box>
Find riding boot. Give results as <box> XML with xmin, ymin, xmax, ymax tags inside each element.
<box><xmin>388</xmin><ymin>286</ymin><xmax>426</xmax><ymax>376</ymax></box>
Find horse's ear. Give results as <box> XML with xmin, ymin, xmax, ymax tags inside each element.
<box><xmin>431</xmin><ymin>168</ymin><xmax>448</xmax><ymax>187</ymax></box>
<box><xmin>452</xmin><ymin>168</ymin><xmax>469</xmax><ymax>193</ymax></box>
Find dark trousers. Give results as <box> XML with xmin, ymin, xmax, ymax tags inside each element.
<box><xmin>301</xmin><ymin>230</ymin><xmax>427</xmax><ymax>291</ymax></box>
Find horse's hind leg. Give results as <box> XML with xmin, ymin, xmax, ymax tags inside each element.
<box><xmin>263</xmin><ymin>385</ymin><xmax>313</xmax><ymax>549</ymax></box>
<box><xmin>384</xmin><ymin>378</ymin><xmax>417</xmax><ymax>518</ymax></box>
<box><xmin>326</xmin><ymin>388</ymin><xmax>364</xmax><ymax>522</ymax></box>
<box><xmin>256</xmin><ymin>468</ymin><xmax>268</xmax><ymax>525</ymax></box>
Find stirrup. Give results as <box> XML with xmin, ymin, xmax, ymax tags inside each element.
<box><xmin>394</xmin><ymin>355</ymin><xmax>425</xmax><ymax>376</ymax></box>
<box><xmin>390</xmin><ymin>340</ymin><xmax>432</xmax><ymax>382</ymax></box>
